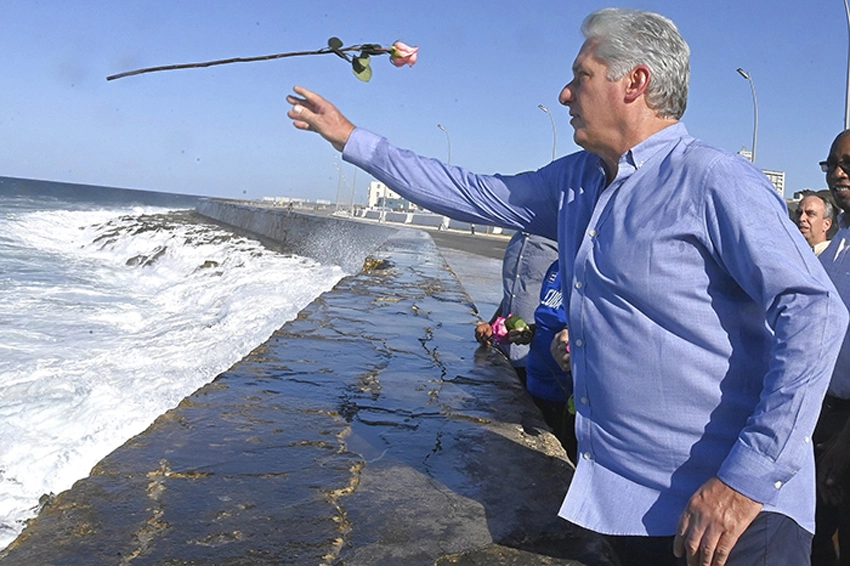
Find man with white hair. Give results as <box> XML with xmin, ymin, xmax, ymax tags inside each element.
<box><xmin>287</xmin><ymin>8</ymin><xmax>846</xmax><ymax>565</ymax></box>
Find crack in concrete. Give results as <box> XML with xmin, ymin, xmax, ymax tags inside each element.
<box><xmin>117</xmin><ymin>459</ymin><xmax>172</xmax><ymax>565</ymax></box>
<box><xmin>319</xmin><ymin>419</ymin><xmax>364</xmax><ymax>566</ymax></box>
<box><xmin>418</xmin><ymin>326</ymin><xmax>448</xmax><ymax>381</ymax></box>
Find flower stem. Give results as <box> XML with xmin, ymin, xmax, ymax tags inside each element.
<box><xmin>106</xmin><ymin>45</ymin><xmax>390</xmax><ymax>81</ymax></box>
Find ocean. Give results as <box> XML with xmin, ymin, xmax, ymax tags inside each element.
<box><xmin>0</xmin><ymin>177</ymin><xmax>347</xmax><ymax>549</ymax></box>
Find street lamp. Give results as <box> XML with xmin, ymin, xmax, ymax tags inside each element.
<box><xmin>736</xmin><ymin>68</ymin><xmax>758</xmax><ymax>165</ymax></box>
<box><xmin>538</xmin><ymin>104</ymin><xmax>557</xmax><ymax>161</ymax></box>
<box><xmin>437</xmin><ymin>124</ymin><xmax>452</xmax><ymax>165</ymax></box>
<box><xmin>435</xmin><ymin>124</ymin><xmax>453</xmax><ymax>231</ymax></box>
<box><xmin>333</xmin><ymin>154</ymin><xmax>343</xmax><ymax>212</ymax></box>
<box><xmin>844</xmin><ymin>0</ymin><xmax>850</xmax><ymax>129</ymax></box>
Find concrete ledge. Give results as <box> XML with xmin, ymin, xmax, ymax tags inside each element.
<box><xmin>196</xmin><ymin>199</ymin><xmax>399</xmax><ymax>273</ymax></box>
<box><xmin>0</xmin><ymin>204</ymin><xmax>614</xmax><ymax>566</ymax></box>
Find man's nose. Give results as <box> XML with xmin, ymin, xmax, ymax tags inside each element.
<box><xmin>559</xmin><ymin>84</ymin><xmax>574</xmax><ymax>106</ymax></box>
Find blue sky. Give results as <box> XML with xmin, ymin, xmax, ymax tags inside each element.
<box><xmin>0</xmin><ymin>1</ymin><xmax>847</xmax><ymax>201</ymax></box>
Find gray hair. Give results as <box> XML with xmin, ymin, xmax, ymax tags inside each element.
<box><xmin>581</xmin><ymin>8</ymin><xmax>690</xmax><ymax>120</ymax></box>
<box><xmin>816</xmin><ymin>193</ymin><xmax>836</xmax><ymax>222</ymax></box>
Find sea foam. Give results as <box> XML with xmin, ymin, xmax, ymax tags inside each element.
<box><xmin>0</xmin><ymin>205</ymin><xmax>346</xmax><ymax>547</ymax></box>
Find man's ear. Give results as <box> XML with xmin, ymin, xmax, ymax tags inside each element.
<box><xmin>624</xmin><ymin>65</ymin><xmax>651</xmax><ymax>103</ymax></box>
<box><xmin>825</xmin><ymin>217</ymin><xmax>834</xmax><ymax>232</ymax></box>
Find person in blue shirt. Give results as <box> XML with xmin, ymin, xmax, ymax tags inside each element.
<box><xmin>509</xmin><ymin>259</ymin><xmax>577</xmax><ymax>463</ymax></box>
<box><xmin>286</xmin><ymin>8</ymin><xmax>847</xmax><ymax>565</ymax></box>
<box><xmin>474</xmin><ymin>231</ymin><xmax>558</xmax><ymax>384</ymax></box>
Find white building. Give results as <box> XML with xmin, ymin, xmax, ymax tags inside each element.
<box><xmin>367</xmin><ymin>181</ymin><xmax>418</xmax><ymax>211</ymax></box>
<box><xmin>736</xmin><ymin>148</ymin><xmax>785</xmax><ymax>196</ymax></box>
<box><xmin>762</xmin><ymin>170</ymin><xmax>786</xmax><ymax>196</ymax></box>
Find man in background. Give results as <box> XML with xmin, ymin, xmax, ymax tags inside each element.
<box><xmin>813</xmin><ymin>131</ymin><xmax>850</xmax><ymax>565</ymax></box>
<box><xmin>796</xmin><ymin>192</ymin><xmax>835</xmax><ymax>256</ymax></box>
<box><xmin>475</xmin><ymin>231</ymin><xmax>558</xmax><ymax>384</ymax></box>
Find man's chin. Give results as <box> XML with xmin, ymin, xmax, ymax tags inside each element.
<box><xmin>572</xmin><ymin>131</ymin><xmax>596</xmax><ymax>154</ymax></box>
<box><xmin>830</xmin><ymin>188</ymin><xmax>850</xmax><ymax>213</ymax></box>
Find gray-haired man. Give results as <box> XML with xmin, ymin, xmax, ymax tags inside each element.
<box><xmin>796</xmin><ymin>193</ymin><xmax>835</xmax><ymax>256</ymax></box>
<box><xmin>287</xmin><ymin>9</ymin><xmax>846</xmax><ymax>565</ymax></box>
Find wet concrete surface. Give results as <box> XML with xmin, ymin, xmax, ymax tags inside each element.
<box><xmin>0</xmin><ymin>209</ymin><xmax>617</xmax><ymax>565</ymax></box>
<box><xmin>425</xmin><ymin>229</ymin><xmax>512</xmax><ymax>261</ymax></box>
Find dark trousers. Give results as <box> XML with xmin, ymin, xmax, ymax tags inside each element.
<box><xmin>812</xmin><ymin>396</ymin><xmax>850</xmax><ymax>566</ymax></box>
<box><xmin>603</xmin><ymin>512</ymin><xmax>811</xmax><ymax>566</ymax></box>
<box><xmin>530</xmin><ymin>395</ymin><xmax>577</xmax><ymax>464</ymax></box>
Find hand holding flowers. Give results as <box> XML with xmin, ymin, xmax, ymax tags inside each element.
<box><xmin>491</xmin><ymin>315</ymin><xmax>533</xmax><ymax>345</ymax></box>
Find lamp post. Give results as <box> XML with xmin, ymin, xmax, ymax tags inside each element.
<box><xmin>538</xmin><ymin>104</ymin><xmax>557</xmax><ymax>161</ymax></box>
<box><xmin>845</xmin><ymin>0</ymin><xmax>850</xmax><ymax>129</ymax></box>
<box><xmin>334</xmin><ymin>154</ymin><xmax>343</xmax><ymax>212</ymax></box>
<box><xmin>736</xmin><ymin>68</ymin><xmax>758</xmax><ymax>165</ymax></box>
<box><xmin>437</xmin><ymin>124</ymin><xmax>452</xmax><ymax>165</ymax></box>
<box><xmin>349</xmin><ymin>167</ymin><xmax>357</xmax><ymax>215</ymax></box>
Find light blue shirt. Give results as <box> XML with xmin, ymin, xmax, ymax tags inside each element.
<box><xmin>819</xmin><ymin>215</ymin><xmax>850</xmax><ymax>399</ymax></box>
<box><xmin>344</xmin><ymin>122</ymin><xmax>847</xmax><ymax>535</ymax></box>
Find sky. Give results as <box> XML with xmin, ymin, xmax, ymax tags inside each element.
<box><xmin>0</xmin><ymin>0</ymin><xmax>848</xmax><ymax>202</ymax></box>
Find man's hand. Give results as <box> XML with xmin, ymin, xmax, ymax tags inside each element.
<box><xmin>550</xmin><ymin>329</ymin><xmax>570</xmax><ymax>372</ymax></box>
<box><xmin>673</xmin><ymin>477</ymin><xmax>762</xmax><ymax>566</ymax></box>
<box><xmin>286</xmin><ymin>86</ymin><xmax>356</xmax><ymax>152</ymax></box>
<box><xmin>475</xmin><ymin>322</ymin><xmax>493</xmax><ymax>345</ymax></box>
<box><xmin>817</xmin><ymin>420</ymin><xmax>850</xmax><ymax>506</ymax></box>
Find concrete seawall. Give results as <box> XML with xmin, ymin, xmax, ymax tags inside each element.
<box><xmin>0</xmin><ymin>201</ymin><xmax>613</xmax><ymax>566</ymax></box>
<box><xmin>195</xmin><ymin>199</ymin><xmax>400</xmax><ymax>274</ymax></box>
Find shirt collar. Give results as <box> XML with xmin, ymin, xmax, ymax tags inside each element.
<box><xmin>628</xmin><ymin>122</ymin><xmax>688</xmax><ymax>167</ymax></box>
<box><xmin>611</xmin><ymin>122</ymin><xmax>688</xmax><ymax>182</ymax></box>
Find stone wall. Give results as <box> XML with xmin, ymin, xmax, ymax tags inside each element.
<box><xmin>196</xmin><ymin>199</ymin><xmax>398</xmax><ymax>274</ymax></box>
<box><xmin>0</xmin><ymin>202</ymin><xmax>613</xmax><ymax>566</ymax></box>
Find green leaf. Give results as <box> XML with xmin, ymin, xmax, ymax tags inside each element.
<box><xmin>328</xmin><ymin>36</ymin><xmax>349</xmax><ymax>61</ymax></box>
<box><xmin>352</xmin><ymin>54</ymin><xmax>370</xmax><ymax>71</ymax></box>
<box><xmin>352</xmin><ymin>56</ymin><xmax>372</xmax><ymax>82</ymax></box>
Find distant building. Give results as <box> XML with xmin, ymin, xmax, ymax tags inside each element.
<box><xmin>762</xmin><ymin>170</ymin><xmax>785</xmax><ymax>196</ymax></box>
<box><xmin>738</xmin><ymin>147</ymin><xmax>753</xmax><ymax>162</ymax></box>
<box><xmin>735</xmin><ymin>148</ymin><xmax>785</xmax><ymax>196</ymax></box>
<box><xmin>367</xmin><ymin>181</ymin><xmax>417</xmax><ymax>211</ymax></box>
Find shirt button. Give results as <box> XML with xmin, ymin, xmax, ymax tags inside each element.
<box><xmin>804</xmin><ymin>436</ymin><xmax>811</xmax><ymax>444</ymax></box>
<box><xmin>574</xmin><ymin>339</ymin><xmax>584</xmax><ymax>347</ymax></box>
<box><xmin>582</xmin><ymin>452</ymin><xmax>592</xmax><ymax>461</ymax></box>
<box><xmin>580</xmin><ymin>397</ymin><xmax>588</xmax><ymax>405</ymax></box>
<box><xmin>575</xmin><ymin>282</ymin><xmax>583</xmax><ymax>289</ymax></box>
<box><xmin>588</xmin><ymin>229</ymin><xmax>597</xmax><ymax>237</ymax></box>
<box><xmin>774</xmin><ymin>481</ymin><xmax>783</xmax><ymax>489</ymax></box>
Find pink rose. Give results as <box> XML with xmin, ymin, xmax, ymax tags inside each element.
<box><xmin>491</xmin><ymin>316</ymin><xmax>510</xmax><ymax>345</ymax></box>
<box><xmin>390</xmin><ymin>41</ymin><xmax>419</xmax><ymax>68</ymax></box>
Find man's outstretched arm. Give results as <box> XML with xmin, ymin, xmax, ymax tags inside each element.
<box><xmin>286</xmin><ymin>86</ymin><xmax>355</xmax><ymax>152</ymax></box>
